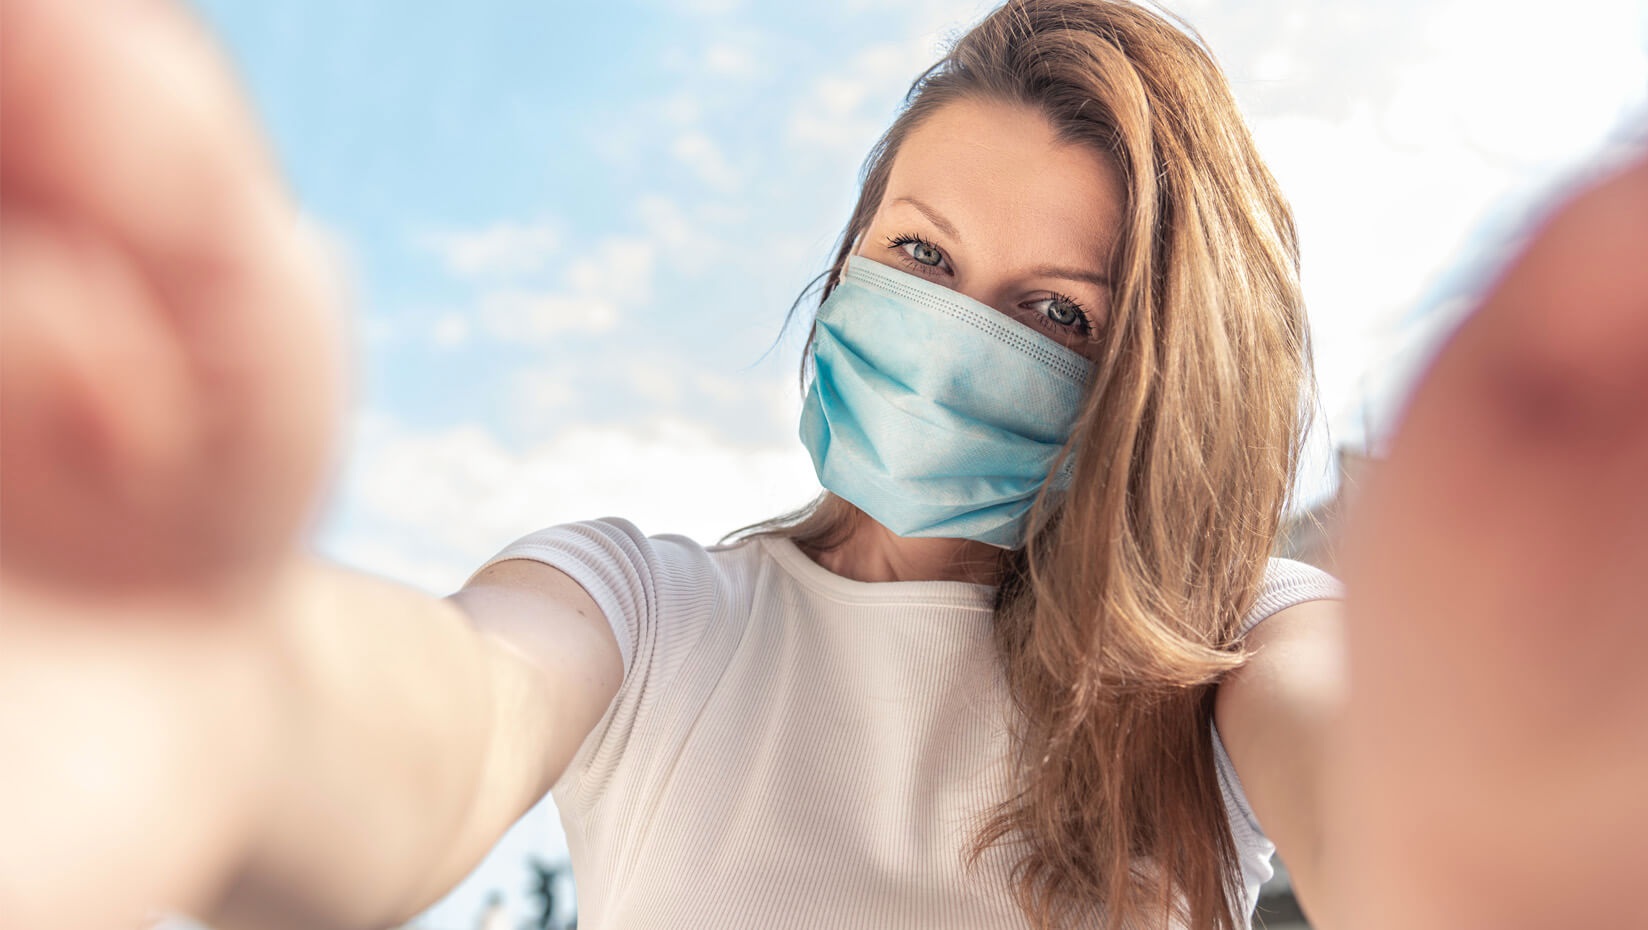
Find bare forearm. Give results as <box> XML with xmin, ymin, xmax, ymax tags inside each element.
<box><xmin>193</xmin><ymin>559</ymin><xmax>520</xmax><ymax>930</ymax></box>
<box><xmin>0</xmin><ymin>580</ymin><xmax>294</xmax><ymax>930</ymax></box>
<box><xmin>4</xmin><ymin>555</ymin><xmax>568</xmax><ymax>930</ymax></box>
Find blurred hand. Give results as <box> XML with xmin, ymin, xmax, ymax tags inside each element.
<box><xmin>1</xmin><ymin>0</ymin><xmax>341</xmax><ymax>607</ymax></box>
<box><xmin>1</xmin><ymin>1</ymin><xmax>344</xmax><ymax>926</ymax></box>
<box><xmin>1334</xmin><ymin>150</ymin><xmax>1648</xmax><ymax>929</ymax></box>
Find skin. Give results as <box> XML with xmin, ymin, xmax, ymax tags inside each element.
<box><xmin>0</xmin><ymin>3</ymin><xmax>618</xmax><ymax>926</ymax></box>
<box><xmin>4</xmin><ymin>3</ymin><xmax>1645</xmax><ymax>929</ymax></box>
<box><xmin>1330</xmin><ymin>157</ymin><xmax>1648</xmax><ymax>929</ymax></box>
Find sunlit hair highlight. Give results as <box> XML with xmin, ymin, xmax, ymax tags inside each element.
<box><xmin>733</xmin><ymin>1</ymin><xmax>1313</xmax><ymax>927</ymax></box>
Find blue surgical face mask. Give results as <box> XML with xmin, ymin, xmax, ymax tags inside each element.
<box><xmin>798</xmin><ymin>253</ymin><xmax>1094</xmax><ymax>549</ymax></box>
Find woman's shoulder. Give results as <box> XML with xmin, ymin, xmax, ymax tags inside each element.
<box><xmin>1220</xmin><ymin>558</ymin><xmax>1346</xmax><ymax>762</ymax></box>
<box><xmin>1219</xmin><ymin>559</ymin><xmax>1346</xmax><ymax>805</ymax></box>
<box><xmin>1246</xmin><ymin>557</ymin><xmax>1344</xmax><ymax>636</ymax></box>
<box><xmin>1213</xmin><ymin>565</ymin><xmax>1347</xmax><ymax>909</ymax></box>
<box><xmin>477</xmin><ymin>517</ymin><xmax>762</xmax><ymax>584</ymax></box>
<box><xmin>473</xmin><ymin>517</ymin><xmax>775</xmax><ymax>629</ymax></box>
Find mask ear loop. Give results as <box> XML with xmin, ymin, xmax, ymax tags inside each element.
<box><xmin>833</xmin><ymin>233</ymin><xmax>865</xmax><ymax>291</ymax></box>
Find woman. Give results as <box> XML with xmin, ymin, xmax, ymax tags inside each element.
<box><xmin>479</xmin><ymin>4</ymin><xmax>1341</xmax><ymax>928</ymax></box>
<box><xmin>5</xmin><ymin>1</ymin><xmax>1647</xmax><ymax>929</ymax></box>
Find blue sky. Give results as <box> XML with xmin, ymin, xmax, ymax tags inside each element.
<box><xmin>177</xmin><ymin>1</ymin><xmax>1646</xmax><ymax>927</ymax></box>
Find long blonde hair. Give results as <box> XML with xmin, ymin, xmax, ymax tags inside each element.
<box><xmin>737</xmin><ymin>1</ymin><xmax>1312</xmax><ymax>926</ymax></box>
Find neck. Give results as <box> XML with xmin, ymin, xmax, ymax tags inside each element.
<box><xmin>808</xmin><ymin>515</ymin><xmax>1005</xmax><ymax>586</ymax></box>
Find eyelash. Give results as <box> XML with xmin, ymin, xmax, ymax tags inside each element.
<box><xmin>881</xmin><ymin>232</ymin><xmax>1095</xmax><ymax>333</ymax></box>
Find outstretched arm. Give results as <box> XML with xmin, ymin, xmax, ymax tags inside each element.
<box><xmin>203</xmin><ymin>561</ymin><xmax>620</xmax><ymax>930</ymax></box>
<box><xmin>1333</xmin><ymin>152</ymin><xmax>1648</xmax><ymax>928</ymax></box>
<box><xmin>1215</xmin><ymin>151</ymin><xmax>1648</xmax><ymax>929</ymax></box>
<box><xmin>0</xmin><ymin>2</ymin><xmax>621</xmax><ymax>928</ymax></box>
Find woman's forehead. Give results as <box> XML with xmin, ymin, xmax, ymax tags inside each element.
<box><xmin>883</xmin><ymin>98</ymin><xmax>1125</xmax><ymax>265</ymax></box>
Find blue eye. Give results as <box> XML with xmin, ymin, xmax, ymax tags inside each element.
<box><xmin>907</xmin><ymin>240</ymin><xmax>944</xmax><ymax>266</ymax></box>
<box><xmin>885</xmin><ymin>234</ymin><xmax>950</xmax><ymax>273</ymax></box>
<box><xmin>1046</xmin><ymin>298</ymin><xmax>1080</xmax><ymax>325</ymax></box>
<box><xmin>1026</xmin><ymin>295</ymin><xmax>1092</xmax><ymax>333</ymax></box>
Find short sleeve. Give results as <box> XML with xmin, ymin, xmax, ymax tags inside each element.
<box><xmin>468</xmin><ymin>518</ymin><xmax>723</xmax><ymax>809</ymax></box>
<box><xmin>1238</xmin><ymin>557</ymin><xmax>1344</xmax><ymax>637</ymax></box>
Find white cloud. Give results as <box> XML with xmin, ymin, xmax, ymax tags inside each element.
<box><xmin>511</xmin><ymin>369</ymin><xmax>580</xmax><ymax>418</ymax></box>
<box><xmin>564</xmin><ymin>236</ymin><xmax>656</xmax><ymax>308</ymax></box>
<box><xmin>624</xmin><ymin>358</ymin><xmax>685</xmax><ymax>406</ymax></box>
<box><xmin>325</xmin><ymin>411</ymin><xmax>820</xmax><ymax>593</ymax></box>
<box><xmin>415</xmin><ymin>233</ymin><xmax>657</xmax><ymax>346</ymax></box>
<box><xmin>657</xmin><ymin>90</ymin><xmax>702</xmax><ymax>126</ymax></box>
<box><xmin>1251</xmin><ymin>48</ymin><xmax>1294</xmax><ymax>84</ymax></box>
<box><xmin>478</xmin><ymin>290</ymin><xmax>620</xmax><ymax>341</ymax></box>
<box><xmin>692</xmin><ymin>369</ymin><xmax>746</xmax><ymax>406</ymax></box>
<box><xmin>430</xmin><ymin>313</ymin><xmax>470</xmax><ymax>349</ymax></box>
<box><xmin>636</xmin><ymin>195</ymin><xmax>693</xmax><ymax>247</ymax></box>
<box><xmin>608</xmin><ymin>355</ymin><xmax>798</xmax><ymax>438</ymax></box>
<box><xmin>1413</xmin><ymin>1</ymin><xmax>1647</xmax><ymax>170</ymax></box>
<box><xmin>658</xmin><ymin>33</ymin><xmax>771</xmax><ymax>80</ymax></box>
<box><xmin>666</xmin><ymin>0</ymin><xmax>744</xmax><ymax>15</ymax></box>
<box><xmin>356</xmin><ymin>313</ymin><xmax>399</xmax><ymax>349</ymax></box>
<box><xmin>704</xmin><ymin>41</ymin><xmax>761</xmax><ymax>79</ymax></box>
<box><xmin>416</xmin><ymin>220</ymin><xmax>563</xmax><ymax>278</ymax></box>
<box><xmin>634</xmin><ymin>194</ymin><xmax>730</xmax><ymax>272</ymax></box>
<box><xmin>1173</xmin><ymin>0</ymin><xmax>1648</xmax><ymax>439</ymax></box>
<box><xmin>843</xmin><ymin>0</ymin><xmax>993</xmax><ymax>24</ymax></box>
<box><xmin>671</xmin><ymin>130</ymin><xmax>743</xmax><ymax>191</ymax></box>
<box><xmin>787</xmin><ymin>36</ymin><xmax>944</xmax><ymax>152</ymax></box>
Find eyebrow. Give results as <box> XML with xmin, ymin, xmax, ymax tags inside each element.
<box><xmin>889</xmin><ymin>195</ymin><xmax>1112</xmax><ymax>288</ymax></box>
<box><xmin>1029</xmin><ymin>263</ymin><xmax>1112</xmax><ymax>288</ymax></box>
<box><xmin>892</xmin><ymin>196</ymin><xmax>962</xmax><ymax>242</ymax></box>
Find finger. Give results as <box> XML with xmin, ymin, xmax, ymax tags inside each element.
<box><xmin>1</xmin><ymin>0</ymin><xmax>285</xmax><ymax>268</ymax></box>
<box><xmin>0</xmin><ymin>209</ymin><xmax>202</xmax><ymax>595</ymax></box>
<box><xmin>0</xmin><ymin>0</ymin><xmax>346</xmax><ymax>598</ymax></box>
<box><xmin>1335</xmin><ymin>150</ymin><xmax>1648</xmax><ymax>929</ymax></box>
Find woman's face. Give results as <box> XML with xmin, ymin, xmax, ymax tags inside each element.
<box><xmin>855</xmin><ymin>97</ymin><xmax>1126</xmax><ymax>363</ymax></box>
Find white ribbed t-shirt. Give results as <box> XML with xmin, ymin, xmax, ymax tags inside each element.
<box><xmin>478</xmin><ymin>519</ymin><xmax>1342</xmax><ymax>929</ymax></box>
